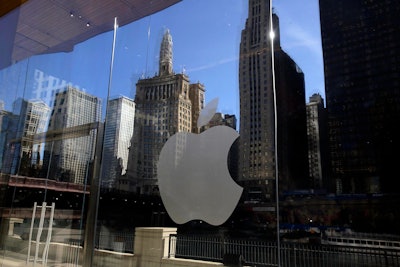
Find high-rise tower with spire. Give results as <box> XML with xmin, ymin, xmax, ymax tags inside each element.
<box><xmin>159</xmin><ymin>29</ymin><xmax>173</xmax><ymax>76</ymax></box>
<box><xmin>126</xmin><ymin>29</ymin><xmax>205</xmax><ymax>194</ymax></box>
<box><xmin>238</xmin><ymin>0</ymin><xmax>309</xmax><ymax>201</ymax></box>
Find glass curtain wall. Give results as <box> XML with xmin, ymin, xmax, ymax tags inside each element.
<box><xmin>0</xmin><ymin>3</ymin><xmax>115</xmax><ymax>266</ymax></box>
<box><xmin>2</xmin><ymin>0</ymin><xmax>400</xmax><ymax>267</ymax></box>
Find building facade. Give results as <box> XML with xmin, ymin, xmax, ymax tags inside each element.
<box><xmin>1</xmin><ymin>98</ymin><xmax>50</xmax><ymax>175</ymax></box>
<box><xmin>42</xmin><ymin>86</ymin><xmax>101</xmax><ymax>184</ymax></box>
<box><xmin>189</xmin><ymin>82</ymin><xmax>205</xmax><ymax>134</ymax></box>
<box><xmin>238</xmin><ymin>0</ymin><xmax>309</xmax><ymax>201</ymax></box>
<box><xmin>126</xmin><ymin>29</ymin><xmax>204</xmax><ymax>194</ymax></box>
<box><xmin>306</xmin><ymin>93</ymin><xmax>328</xmax><ymax>191</ymax></box>
<box><xmin>202</xmin><ymin>113</ymin><xmax>237</xmax><ymax>131</ymax></box>
<box><xmin>32</xmin><ymin>69</ymin><xmax>74</xmax><ymax>107</ymax></box>
<box><xmin>0</xmin><ymin>109</ymin><xmax>11</xmax><ymax>171</ymax></box>
<box><xmin>101</xmin><ymin>96</ymin><xmax>135</xmax><ymax>190</ymax></box>
<box><xmin>319</xmin><ymin>0</ymin><xmax>400</xmax><ymax>194</ymax></box>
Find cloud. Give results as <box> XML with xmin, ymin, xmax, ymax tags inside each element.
<box><xmin>282</xmin><ymin>23</ymin><xmax>322</xmax><ymax>59</ymax></box>
<box><xmin>186</xmin><ymin>56</ymin><xmax>238</xmax><ymax>72</ymax></box>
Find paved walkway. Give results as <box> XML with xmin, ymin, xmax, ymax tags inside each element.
<box><xmin>0</xmin><ymin>251</ymin><xmax>81</xmax><ymax>267</ymax></box>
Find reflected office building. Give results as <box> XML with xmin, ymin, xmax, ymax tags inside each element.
<box><xmin>42</xmin><ymin>86</ymin><xmax>101</xmax><ymax>184</ymax></box>
<box><xmin>238</xmin><ymin>0</ymin><xmax>309</xmax><ymax>202</ymax></box>
<box><xmin>1</xmin><ymin>98</ymin><xmax>50</xmax><ymax>175</ymax></box>
<box><xmin>319</xmin><ymin>0</ymin><xmax>400</xmax><ymax>194</ymax></box>
<box><xmin>32</xmin><ymin>69</ymin><xmax>74</xmax><ymax>107</ymax></box>
<box><xmin>126</xmin><ymin>29</ymin><xmax>205</xmax><ymax>195</ymax></box>
<box><xmin>306</xmin><ymin>93</ymin><xmax>328</xmax><ymax>191</ymax></box>
<box><xmin>101</xmin><ymin>96</ymin><xmax>135</xmax><ymax>190</ymax></box>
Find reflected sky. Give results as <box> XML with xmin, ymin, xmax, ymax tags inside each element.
<box><xmin>1</xmin><ymin>0</ymin><xmax>324</xmax><ymax>120</ymax></box>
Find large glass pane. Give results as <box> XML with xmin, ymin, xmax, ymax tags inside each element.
<box><xmin>0</xmin><ymin>4</ymin><xmax>114</xmax><ymax>267</ymax></box>
<box><xmin>2</xmin><ymin>0</ymin><xmax>400</xmax><ymax>267</ymax></box>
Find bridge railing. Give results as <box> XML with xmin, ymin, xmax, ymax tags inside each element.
<box><xmin>169</xmin><ymin>234</ymin><xmax>400</xmax><ymax>267</ymax></box>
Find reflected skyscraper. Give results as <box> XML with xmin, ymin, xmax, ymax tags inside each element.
<box><xmin>306</xmin><ymin>93</ymin><xmax>328</xmax><ymax>191</ymax></box>
<box><xmin>32</xmin><ymin>69</ymin><xmax>74</xmax><ymax>107</ymax></box>
<box><xmin>126</xmin><ymin>29</ymin><xmax>205</xmax><ymax>194</ymax></box>
<box><xmin>319</xmin><ymin>0</ymin><xmax>400</xmax><ymax>194</ymax></box>
<box><xmin>0</xmin><ymin>109</ymin><xmax>11</xmax><ymax>171</ymax></box>
<box><xmin>43</xmin><ymin>86</ymin><xmax>101</xmax><ymax>184</ymax></box>
<box><xmin>101</xmin><ymin>96</ymin><xmax>135</xmax><ymax>189</ymax></box>
<box><xmin>1</xmin><ymin>98</ymin><xmax>50</xmax><ymax>175</ymax></box>
<box><xmin>238</xmin><ymin>0</ymin><xmax>309</xmax><ymax>201</ymax></box>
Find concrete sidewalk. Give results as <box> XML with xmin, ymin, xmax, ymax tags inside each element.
<box><xmin>0</xmin><ymin>251</ymin><xmax>80</xmax><ymax>267</ymax></box>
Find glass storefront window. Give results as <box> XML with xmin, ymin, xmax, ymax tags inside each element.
<box><xmin>1</xmin><ymin>0</ymin><xmax>399</xmax><ymax>266</ymax></box>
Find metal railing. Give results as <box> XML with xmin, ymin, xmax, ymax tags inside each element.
<box><xmin>169</xmin><ymin>234</ymin><xmax>400</xmax><ymax>267</ymax></box>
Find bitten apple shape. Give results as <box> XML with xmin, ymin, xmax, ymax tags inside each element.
<box><xmin>157</xmin><ymin>125</ymin><xmax>242</xmax><ymax>226</ymax></box>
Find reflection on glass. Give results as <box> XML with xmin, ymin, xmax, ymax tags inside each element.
<box><xmin>1</xmin><ymin>0</ymin><xmax>400</xmax><ymax>266</ymax></box>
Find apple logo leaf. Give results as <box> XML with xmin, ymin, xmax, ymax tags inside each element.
<box><xmin>197</xmin><ymin>97</ymin><xmax>219</xmax><ymax>128</ymax></box>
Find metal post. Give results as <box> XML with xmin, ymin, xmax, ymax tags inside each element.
<box><xmin>42</xmin><ymin>202</ymin><xmax>55</xmax><ymax>265</ymax></box>
<box><xmin>269</xmin><ymin>0</ymin><xmax>281</xmax><ymax>266</ymax></box>
<box><xmin>44</xmin><ymin>140</ymin><xmax>54</xmax><ymax>200</ymax></box>
<box><xmin>33</xmin><ymin>202</ymin><xmax>46</xmax><ymax>266</ymax></box>
<box><xmin>82</xmin><ymin>17</ymin><xmax>118</xmax><ymax>267</ymax></box>
<box><xmin>26</xmin><ymin>202</ymin><xmax>37</xmax><ymax>264</ymax></box>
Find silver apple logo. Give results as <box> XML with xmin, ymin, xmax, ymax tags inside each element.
<box><xmin>157</xmin><ymin>98</ymin><xmax>243</xmax><ymax>226</ymax></box>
